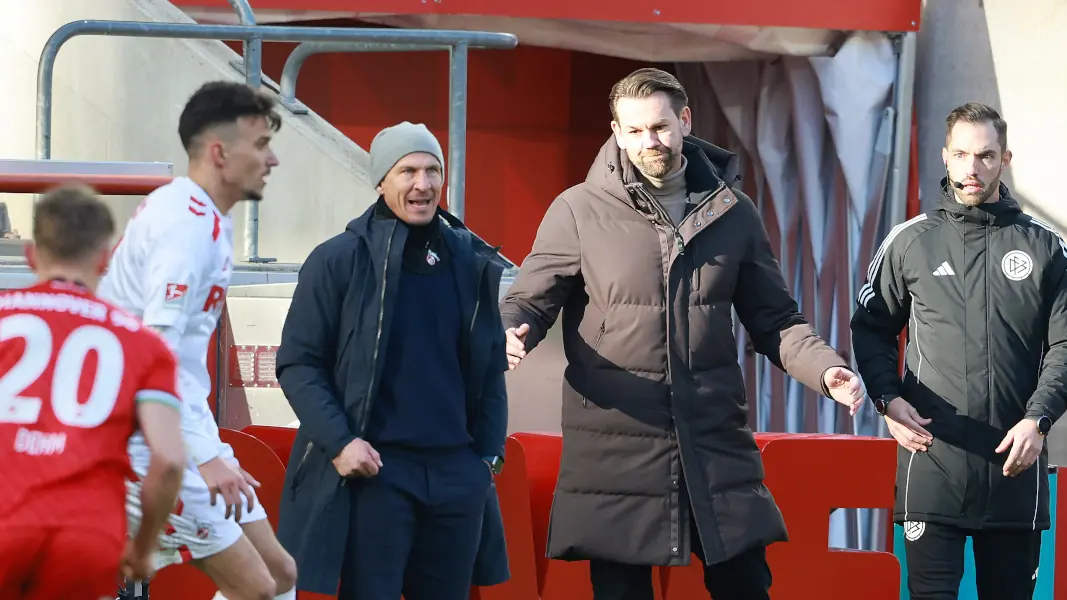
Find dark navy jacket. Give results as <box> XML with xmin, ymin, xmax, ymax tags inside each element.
<box><xmin>275</xmin><ymin>202</ymin><xmax>511</xmax><ymax>594</ymax></box>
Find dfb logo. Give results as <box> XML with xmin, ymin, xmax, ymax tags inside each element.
<box><xmin>202</xmin><ymin>285</ymin><xmax>225</xmax><ymax>313</ymax></box>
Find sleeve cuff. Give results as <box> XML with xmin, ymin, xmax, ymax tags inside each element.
<box><xmin>325</xmin><ymin>434</ymin><xmax>358</xmax><ymax>460</ymax></box>
<box><xmin>1025</xmin><ymin>406</ymin><xmax>1051</xmax><ymax>422</ymax></box>
<box><xmin>135</xmin><ymin>390</ymin><xmax>181</xmax><ymax>411</ymax></box>
<box><xmin>187</xmin><ymin>438</ymin><xmax>221</xmax><ymax>466</ymax></box>
<box><xmin>817</xmin><ymin>362</ymin><xmax>851</xmax><ymax>398</ymax></box>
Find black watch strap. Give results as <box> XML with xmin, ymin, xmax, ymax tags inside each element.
<box><xmin>873</xmin><ymin>394</ymin><xmax>897</xmax><ymax>416</ymax></box>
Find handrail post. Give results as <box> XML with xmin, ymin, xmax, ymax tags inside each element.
<box><xmin>226</xmin><ymin>0</ymin><xmax>269</xmax><ymax>263</ymax></box>
<box><xmin>278</xmin><ymin>42</ymin><xmax>445</xmax><ymax>115</ymax></box>
<box><xmin>886</xmin><ymin>31</ymin><xmax>916</xmax><ymax>229</ymax></box>
<box><xmin>446</xmin><ymin>42</ymin><xmax>469</xmax><ymax>221</ymax></box>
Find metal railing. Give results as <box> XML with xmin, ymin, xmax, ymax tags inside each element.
<box><xmin>35</xmin><ymin>19</ymin><xmax>518</xmax><ymax>262</ymax></box>
<box><xmin>274</xmin><ymin>39</ymin><xmax>473</xmax><ymax>224</ymax></box>
<box><xmin>278</xmin><ymin>42</ymin><xmax>446</xmax><ymax>114</ymax></box>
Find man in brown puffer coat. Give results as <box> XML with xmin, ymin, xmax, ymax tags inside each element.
<box><xmin>499</xmin><ymin>67</ymin><xmax>865</xmax><ymax>600</ymax></box>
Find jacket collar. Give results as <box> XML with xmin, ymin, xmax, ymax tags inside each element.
<box><xmin>586</xmin><ymin>134</ymin><xmax>739</xmax><ymax>207</ymax></box>
<box><xmin>935</xmin><ymin>177</ymin><xmax>1021</xmax><ymax>226</ymax></box>
<box><xmin>344</xmin><ymin>197</ymin><xmax>512</xmax><ymax>269</ymax></box>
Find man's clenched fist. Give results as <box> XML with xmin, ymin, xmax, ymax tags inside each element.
<box><xmin>333</xmin><ymin>438</ymin><xmax>383</xmax><ymax>478</ymax></box>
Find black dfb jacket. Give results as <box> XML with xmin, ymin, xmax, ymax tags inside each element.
<box><xmin>851</xmin><ymin>180</ymin><xmax>1067</xmax><ymax>531</ymax></box>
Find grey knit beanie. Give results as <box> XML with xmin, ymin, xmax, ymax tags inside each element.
<box><xmin>369</xmin><ymin>122</ymin><xmax>445</xmax><ymax>186</ymax></box>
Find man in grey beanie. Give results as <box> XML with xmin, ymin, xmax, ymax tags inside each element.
<box><xmin>274</xmin><ymin>121</ymin><xmax>511</xmax><ymax>600</ymax></box>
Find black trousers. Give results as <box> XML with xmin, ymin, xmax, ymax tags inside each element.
<box><xmin>337</xmin><ymin>446</ymin><xmax>492</xmax><ymax>600</ymax></box>
<box><xmin>589</xmin><ymin>515</ymin><xmax>772</xmax><ymax>600</ymax></box>
<box><xmin>903</xmin><ymin>521</ymin><xmax>1041</xmax><ymax>600</ymax></box>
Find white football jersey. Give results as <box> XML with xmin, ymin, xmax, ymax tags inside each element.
<box><xmin>99</xmin><ymin>177</ymin><xmax>234</xmax><ymax>466</ymax></box>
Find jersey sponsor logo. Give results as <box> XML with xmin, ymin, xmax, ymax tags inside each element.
<box><xmin>1002</xmin><ymin>250</ymin><xmax>1033</xmax><ymax>281</ymax></box>
<box><xmin>902</xmin><ymin>520</ymin><xmax>925</xmax><ymax>542</ymax></box>
<box><xmin>202</xmin><ymin>285</ymin><xmax>226</xmax><ymax>314</ymax></box>
<box><xmin>165</xmin><ymin>283</ymin><xmax>189</xmax><ymax>306</ymax></box>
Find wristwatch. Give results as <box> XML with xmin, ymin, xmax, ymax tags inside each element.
<box><xmin>1029</xmin><ymin>415</ymin><xmax>1053</xmax><ymax>437</ymax></box>
<box><xmin>484</xmin><ymin>456</ymin><xmax>505</xmax><ymax>476</ymax></box>
<box><xmin>872</xmin><ymin>394</ymin><xmax>898</xmax><ymax>416</ymax></box>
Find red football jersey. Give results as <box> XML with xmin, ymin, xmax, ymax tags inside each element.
<box><xmin>0</xmin><ymin>280</ymin><xmax>180</xmax><ymax>538</ymax></box>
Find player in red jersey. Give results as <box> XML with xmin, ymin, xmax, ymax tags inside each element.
<box><xmin>0</xmin><ymin>184</ymin><xmax>187</xmax><ymax>600</ymax></box>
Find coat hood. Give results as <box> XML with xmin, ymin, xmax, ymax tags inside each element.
<box><xmin>586</xmin><ymin>134</ymin><xmax>741</xmax><ymax>202</ymax></box>
<box><xmin>936</xmin><ymin>177</ymin><xmax>1022</xmax><ymax>225</ymax></box>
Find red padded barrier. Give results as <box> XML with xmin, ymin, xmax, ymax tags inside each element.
<box><xmin>198</xmin><ymin>425</ymin><xmax>1067</xmax><ymax>599</ymax></box>
<box><xmin>1058</xmin><ymin>471</ymin><xmax>1067</xmax><ymax>600</ymax></box>
<box><xmin>242</xmin><ymin>424</ymin><xmax>298</xmax><ymax>465</ymax></box>
<box><xmin>503</xmin><ymin>432</ymin><xmax>899</xmax><ymax>600</ymax></box>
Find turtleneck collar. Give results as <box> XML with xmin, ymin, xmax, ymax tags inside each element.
<box><xmin>638</xmin><ymin>155</ymin><xmax>688</xmax><ymax>197</ymax></box>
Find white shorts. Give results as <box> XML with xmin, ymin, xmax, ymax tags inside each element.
<box><xmin>125</xmin><ymin>457</ymin><xmax>267</xmax><ymax>568</ymax></box>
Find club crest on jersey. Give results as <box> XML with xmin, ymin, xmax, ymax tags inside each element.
<box><xmin>426</xmin><ymin>249</ymin><xmax>440</xmax><ymax>266</ymax></box>
<box><xmin>165</xmin><ymin>283</ymin><xmax>189</xmax><ymax>306</ymax></box>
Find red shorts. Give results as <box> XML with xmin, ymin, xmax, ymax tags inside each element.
<box><xmin>0</xmin><ymin>526</ymin><xmax>123</xmax><ymax>600</ymax></box>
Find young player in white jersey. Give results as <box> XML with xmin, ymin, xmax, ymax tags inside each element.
<box><xmin>99</xmin><ymin>81</ymin><xmax>296</xmax><ymax>600</ymax></box>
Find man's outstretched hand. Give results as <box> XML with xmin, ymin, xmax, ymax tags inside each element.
<box><xmin>505</xmin><ymin>323</ymin><xmax>530</xmax><ymax>370</ymax></box>
<box><xmin>824</xmin><ymin>366</ymin><xmax>865</xmax><ymax>416</ymax></box>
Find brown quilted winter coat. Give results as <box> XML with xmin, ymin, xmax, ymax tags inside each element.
<box><xmin>500</xmin><ymin>135</ymin><xmax>848</xmax><ymax>566</ymax></box>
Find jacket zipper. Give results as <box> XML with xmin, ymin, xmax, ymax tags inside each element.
<box><xmin>628</xmin><ymin>178</ymin><xmax>727</xmax><ymax>557</ymax></box>
<box><xmin>344</xmin><ymin>220</ymin><xmax>397</xmax><ymax>489</ymax></box>
<box><xmin>470</xmin><ymin>258</ymin><xmax>485</xmax><ymax>335</ymax></box>
<box><xmin>673</xmin><ymin>417</ymin><xmax>703</xmax><ymax>557</ymax></box>
<box><xmin>665</xmin><ymin>282</ymin><xmax>704</xmax><ymax>557</ymax></box>
<box><xmin>634</xmin><ymin>184</ymin><xmax>686</xmax><ymax>256</ymax></box>
<box><xmin>985</xmin><ymin>225</ymin><xmax>992</xmax><ymax>428</ymax></box>
<box><xmin>658</xmin><ymin>181</ymin><xmax>725</xmax><ymax>558</ymax></box>
<box><xmin>583</xmin><ymin>322</ymin><xmax>607</xmax><ymax>407</ymax></box>
<box><xmin>362</xmin><ymin>220</ymin><xmax>397</xmax><ymax>429</ymax></box>
<box><xmin>467</xmin><ymin>256</ymin><xmax>487</xmax><ymax>434</ymax></box>
<box><xmin>984</xmin><ymin>223</ymin><xmax>993</xmax><ymax>519</ymax></box>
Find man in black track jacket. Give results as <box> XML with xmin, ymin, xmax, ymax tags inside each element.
<box><xmin>851</xmin><ymin>102</ymin><xmax>1067</xmax><ymax>600</ymax></box>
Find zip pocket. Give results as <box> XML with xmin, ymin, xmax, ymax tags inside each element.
<box><xmin>290</xmin><ymin>441</ymin><xmax>314</xmax><ymax>497</ymax></box>
<box><xmin>583</xmin><ymin>322</ymin><xmax>607</xmax><ymax>408</ymax></box>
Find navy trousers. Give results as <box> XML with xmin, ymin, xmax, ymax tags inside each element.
<box><xmin>337</xmin><ymin>445</ymin><xmax>492</xmax><ymax>600</ymax></box>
